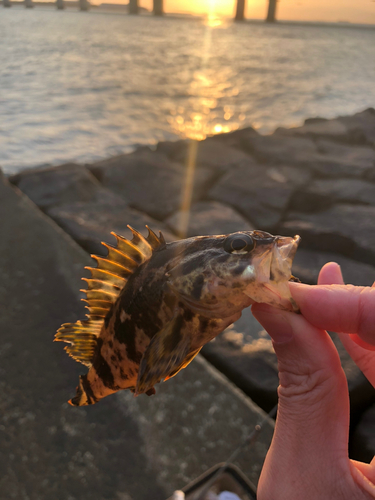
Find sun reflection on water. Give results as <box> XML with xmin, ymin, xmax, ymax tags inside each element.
<box><xmin>171</xmin><ymin>8</ymin><xmax>244</xmax><ymax>237</ymax></box>
<box><xmin>168</xmin><ymin>8</ymin><xmax>242</xmax><ymax>142</ymax></box>
<box><xmin>168</xmin><ymin>67</ymin><xmax>243</xmax><ymax>141</ymax></box>
<box><xmin>204</xmin><ymin>14</ymin><xmax>227</xmax><ymax>28</ymax></box>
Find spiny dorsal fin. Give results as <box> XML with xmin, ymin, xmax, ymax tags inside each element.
<box><xmin>54</xmin><ymin>226</ymin><xmax>166</xmax><ymax>367</ymax></box>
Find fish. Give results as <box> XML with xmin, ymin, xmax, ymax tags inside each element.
<box><xmin>55</xmin><ymin>226</ymin><xmax>300</xmax><ymax>406</ymax></box>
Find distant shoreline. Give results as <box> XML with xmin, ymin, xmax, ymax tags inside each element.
<box><xmin>5</xmin><ymin>3</ymin><xmax>375</xmax><ymax>30</ymax></box>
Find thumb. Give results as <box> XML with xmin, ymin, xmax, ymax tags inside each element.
<box><xmin>252</xmin><ymin>303</ymin><xmax>350</xmax><ymax>495</ymax></box>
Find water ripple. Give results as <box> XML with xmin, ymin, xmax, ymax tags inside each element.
<box><xmin>1</xmin><ymin>8</ymin><xmax>375</xmax><ymax>173</ymax></box>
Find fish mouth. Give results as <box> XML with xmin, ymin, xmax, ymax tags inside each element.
<box><xmin>269</xmin><ymin>234</ymin><xmax>300</xmax><ymax>311</ymax></box>
<box><xmin>269</xmin><ymin>235</ymin><xmax>300</xmax><ymax>276</ymax></box>
<box><xmin>244</xmin><ymin>234</ymin><xmax>300</xmax><ymax>312</ymax></box>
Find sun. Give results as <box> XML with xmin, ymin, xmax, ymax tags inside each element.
<box><xmin>159</xmin><ymin>0</ymin><xmax>236</xmax><ymax>16</ymax></box>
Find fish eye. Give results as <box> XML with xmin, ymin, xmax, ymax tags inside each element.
<box><xmin>224</xmin><ymin>234</ymin><xmax>255</xmax><ymax>254</ymax></box>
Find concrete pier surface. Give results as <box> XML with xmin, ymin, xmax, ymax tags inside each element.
<box><xmin>0</xmin><ymin>172</ymin><xmax>273</xmax><ymax>499</ymax></box>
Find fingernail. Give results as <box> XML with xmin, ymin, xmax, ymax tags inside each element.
<box><xmin>318</xmin><ymin>262</ymin><xmax>344</xmax><ymax>286</ymax></box>
<box><xmin>252</xmin><ymin>304</ymin><xmax>294</xmax><ymax>343</ymax></box>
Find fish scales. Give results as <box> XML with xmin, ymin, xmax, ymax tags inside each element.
<box><xmin>55</xmin><ymin>227</ymin><xmax>300</xmax><ymax>406</ymax></box>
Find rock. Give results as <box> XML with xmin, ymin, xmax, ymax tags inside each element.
<box><xmin>275</xmin><ymin>108</ymin><xmax>375</xmax><ymax>146</ymax></box>
<box><xmin>275</xmin><ymin>119</ymin><xmax>350</xmax><ymax>142</ymax></box>
<box><xmin>9</xmin><ymin>163</ymin><xmax>105</xmax><ymax>210</ymax></box>
<box><xmin>209</xmin><ymin>164</ymin><xmax>311</xmax><ymax>230</ymax></box>
<box><xmin>292</xmin><ymin>248</ymin><xmax>375</xmax><ymax>286</ymax></box>
<box><xmin>0</xmin><ymin>171</ymin><xmax>275</xmax><ymax>498</ymax></box>
<box><xmin>165</xmin><ymin>201</ymin><xmax>254</xmax><ymax>237</ymax></box>
<box><xmin>240</xmin><ymin>134</ymin><xmax>317</xmax><ymax>166</ymax></box>
<box><xmin>255</xmin><ymin>134</ymin><xmax>375</xmax><ymax>177</ymax></box>
<box><xmin>88</xmin><ymin>149</ymin><xmax>216</xmax><ymax>220</ymax></box>
<box><xmin>202</xmin><ymin>307</ymin><xmax>279</xmax><ymax>413</ymax></box>
<box><xmin>312</xmin><ymin>139</ymin><xmax>375</xmax><ymax>178</ymax></box>
<box><xmin>163</xmin><ymin>139</ymin><xmax>254</xmax><ymax>173</ymax></box>
<box><xmin>351</xmin><ymin>403</ymin><xmax>375</xmax><ymax>463</ymax></box>
<box><xmin>205</xmin><ymin>126</ymin><xmax>259</xmax><ymax>150</ymax></box>
<box><xmin>310</xmin><ymin>155</ymin><xmax>374</xmax><ymax>178</ymax></box>
<box><xmin>155</xmin><ymin>139</ymin><xmax>189</xmax><ymax>159</ymax></box>
<box><xmin>290</xmin><ymin>179</ymin><xmax>375</xmax><ymax>213</ymax></box>
<box><xmin>48</xmin><ymin>191</ymin><xmax>176</xmax><ymax>256</ymax></box>
<box><xmin>281</xmin><ymin>204</ymin><xmax>375</xmax><ymax>265</ymax></box>
<box><xmin>365</xmin><ymin>169</ymin><xmax>375</xmax><ymax>183</ymax></box>
<box><xmin>316</xmin><ymin>139</ymin><xmax>375</xmax><ymax>164</ymax></box>
<box><xmin>339</xmin><ymin>108</ymin><xmax>375</xmax><ymax>146</ymax></box>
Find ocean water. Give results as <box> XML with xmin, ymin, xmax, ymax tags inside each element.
<box><xmin>1</xmin><ymin>7</ymin><xmax>375</xmax><ymax>174</ymax></box>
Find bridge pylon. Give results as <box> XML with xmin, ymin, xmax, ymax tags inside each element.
<box><xmin>266</xmin><ymin>0</ymin><xmax>277</xmax><ymax>22</ymax></box>
<box><xmin>3</xmin><ymin>0</ymin><xmax>12</xmax><ymax>6</ymax></box>
<box><xmin>56</xmin><ymin>0</ymin><xmax>64</xmax><ymax>8</ymax></box>
<box><xmin>235</xmin><ymin>0</ymin><xmax>246</xmax><ymax>21</ymax></box>
<box><xmin>153</xmin><ymin>0</ymin><xmax>163</xmax><ymax>16</ymax></box>
<box><xmin>129</xmin><ymin>0</ymin><xmax>138</xmax><ymax>14</ymax></box>
<box><xmin>79</xmin><ymin>0</ymin><xmax>89</xmax><ymax>10</ymax></box>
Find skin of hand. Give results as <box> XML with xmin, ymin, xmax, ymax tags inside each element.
<box><xmin>251</xmin><ymin>262</ymin><xmax>375</xmax><ymax>500</ymax></box>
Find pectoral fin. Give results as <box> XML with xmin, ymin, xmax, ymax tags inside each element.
<box><xmin>135</xmin><ymin>314</ymin><xmax>191</xmax><ymax>395</ymax></box>
<box><xmin>164</xmin><ymin>347</ymin><xmax>202</xmax><ymax>381</ymax></box>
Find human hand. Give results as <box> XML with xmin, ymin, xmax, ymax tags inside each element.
<box><xmin>251</xmin><ymin>262</ymin><xmax>375</xmax><ymax>500</ymax></box>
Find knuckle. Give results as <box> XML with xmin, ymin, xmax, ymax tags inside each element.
<box><xmin>277</xmin><ymin>365</ymin><xmax>339</xmax><ymax>403</ymax></box>
<box><xmin>357</xmin><ymin>288</ymin><xmax>375</xmax><ymax>340</ymax></box>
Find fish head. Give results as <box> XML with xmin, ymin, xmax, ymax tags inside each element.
<box><xmin>166</xmin><ymin>230</ymin><xmax>300</xmax><ymax>314</ymax></box>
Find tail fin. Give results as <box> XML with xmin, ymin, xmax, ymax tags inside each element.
<box><xmin>69</xmin><ymin>375</ymin><xmax>98</xmax><ymax>406</ymax></box>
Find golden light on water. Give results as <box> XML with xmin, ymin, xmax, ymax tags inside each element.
<box><xmin>204</xmin><ymin>11</ymin><xmax>228</xmax><ymax>28</ymax></box>
<box><xmin>168</xmin><ymin>67</ymin><xmax>242</xmax><ymax>141</ymax></box>
<box><xmin>171</xmin><ymin>2</ymin><xmax>244</xmax><ymax>235</ymax></box>
<box><xmin>168</xmin><ymin>0</ymin><xmax>243</xmax><ymax>143</ymax></box>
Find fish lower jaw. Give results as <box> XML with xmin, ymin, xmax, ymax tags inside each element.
<box><xmin>244</xmin><ymin>282</ymin><xmax>298</xmax><ymax>312</ymax></box>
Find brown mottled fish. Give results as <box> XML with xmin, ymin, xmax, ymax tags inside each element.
<box><xmin>55</xmin><ymin>227</ymin><xmax>300</xmax><ymax>406</ymax></box>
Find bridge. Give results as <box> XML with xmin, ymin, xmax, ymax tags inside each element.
<box><xmin>2</xmin><ymin>0</ymin><xmax>278</xmax><ymax>22</ymax></box>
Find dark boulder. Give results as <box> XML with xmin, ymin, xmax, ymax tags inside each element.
<box><xmin>165</xmin><ymin>201</ymin><xmax>254</xmax><ymax>237</ymax></box>
<box><xmin>240</xmin><ymin>134</ymin><xmax>317</xmax><ymax>167</ymax></box>
<box><xmin>275</xmin><ymin>108</ymin><xmax>375</xmax><ymax>146</ymax></box>
<box><xmin>88</xmin><ymin>149</ymin><xmax>215</xmax><ymax>220</ymax></box>
<box><xmin>281</xmin><ymin>204</ymin><xmax>375</xmax><ymax>265</ymax></box>
<box><xmin>292</xmin><ymin>248</ymin><xmax>375</xmax><ymax>286</ymax></box>
<box><xmin>275</xmin><ymin>118</ymin><xmax>350</xmax><ymax>143</ymax></box>
<box><xmin>9</xmin><ymin>163</ymin><xmax>105</xmax><ymax>210</ymax></box>
<box><xmin>312</xmin><ymin>139</ymin><xmax>375</xmax><ymax>178</ymax></box>
<box><xmin>205</xmin><ymin>126</ymin><xmax>259</xmax><ymax>150</ymax></box>
<box><xmin>290</xmin><ymin>179</ymin><xmax>375</xmax><ymax>213</ymax></box>
<box><xmin>339</xmin><ymin>108</ymin><xmax>375</xmax><ymax>146</ymax></box>
<box><xmin>210</xmin><ymin>163</ymin><xmax>311</xmax><ymax>230</ymax></box>
<box><xmin>155</xmin><ymin>139</ymin><xmax>188</xmax><ymax>159</ymax></box>
<box><xmin>351</xmin><ymin>403</ymin><xmax>375</xmax><ymax>463</ymax></box>
<box><xmin>202</xmin><ymin>308</ymin><xmax>279</xmax><ymax>412</ymax></box>
<box><xmin>161</xmin><ymin>138</ymin><xmax>254</xmax><ymax>173</ymax></box>
<box><xmin>48</xmin><ymin>191</ymin><xmax>175</xmax><ymax>256</ymax></box>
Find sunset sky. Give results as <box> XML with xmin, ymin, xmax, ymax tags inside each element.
<box><xmin>135</xmin><ymin>0</ymin><xmax>375</xmax><ymax>25</ymax></box>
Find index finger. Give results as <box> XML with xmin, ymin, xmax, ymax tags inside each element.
<box><xmin>290</xmin><ymin>283</ymin><xmax>375</xmax><ymax>346</ymax></box>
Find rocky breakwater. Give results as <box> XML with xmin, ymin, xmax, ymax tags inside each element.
<box><xmin>8</xmin><ymin>107</ymin><xmax>375</xmax><ymax>460</ymax></box>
